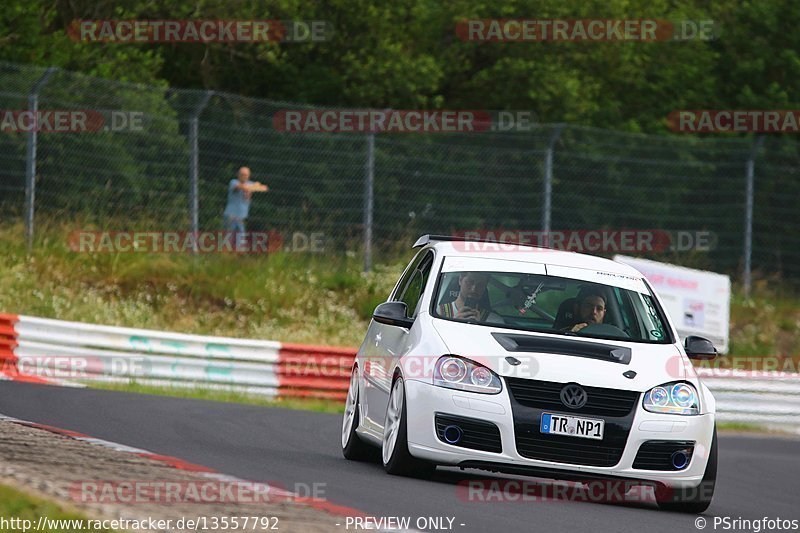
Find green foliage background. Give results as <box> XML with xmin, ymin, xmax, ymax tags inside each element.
<box><xmin>3</xmin><ymin>0</ymin><xmax>799</xmax><ymax>132</ymax></box>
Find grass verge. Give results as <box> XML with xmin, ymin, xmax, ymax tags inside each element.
<box><xmin>90</xmin><ymin>381</ymin><xmax>345</xmax><ymax>413</ymax></box>
<box><xmin>0</xmin><ymin>483</ymin><xmax>117</xmax><ymax>532</ymax></box>
<box><xmin>716</xmin><ymin>421</ymin><xmax>795</xmax><ymax>435</ymax></box>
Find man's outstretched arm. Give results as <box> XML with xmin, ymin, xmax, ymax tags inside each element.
<box><xmin>233</xmin><ymin>181</ymin><xmax>269</xmax><ymax>192</ymax></box>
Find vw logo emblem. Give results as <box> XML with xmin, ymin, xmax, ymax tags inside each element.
<box><xmin>560</xmin><ymin>384</ymin><xmax>588</xmax><ymax>409</ymax></box>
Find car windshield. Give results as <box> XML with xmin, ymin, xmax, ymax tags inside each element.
<box><xmin>432</xmin><ymin>270</ymin><xmax>670</xmax><ymax>344</ymax></box>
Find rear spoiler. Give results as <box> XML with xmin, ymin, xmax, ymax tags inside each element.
<box><xmin>412</xmin><ymin>234</ymin><xmax>541</xmax><ymax>249</ymax></box>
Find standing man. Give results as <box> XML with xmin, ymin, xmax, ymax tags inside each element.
<box><xmin>223</xmin><ymin>166</ymin><xmax>268</xmax><ymax>232</ymax></box>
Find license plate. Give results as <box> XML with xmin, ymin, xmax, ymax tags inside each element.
<box><xmin>540</xmin><ymin>413</ymin><xmax>604</xmax><ymax>440</ymax></box>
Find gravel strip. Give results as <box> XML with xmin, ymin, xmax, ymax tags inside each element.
<box><xmin>0</xmin><ymin>419</ymin><xmax>346</xmax><ymax>532</ymax></box>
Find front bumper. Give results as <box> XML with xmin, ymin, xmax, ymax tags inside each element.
<box><xmin>404</xmin><ymin>379</ymin><xmax>715</xmax><ymax>488</ymax></box>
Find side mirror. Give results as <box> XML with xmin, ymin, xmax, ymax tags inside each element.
<box><xmin>684</xmin><ymin>335</ymin><xmax>717</xmax><ymax>360</ymax></box>
<box><xmin>373</xmin><ymin>301</ymin><xmax>414</xmax><ymax>329</ymax></box>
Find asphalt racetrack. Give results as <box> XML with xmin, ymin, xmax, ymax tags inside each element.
<box><xmin>1</xmin><ymin>382</ymin><xmax>797</xmax><ymax>532</ymax></box>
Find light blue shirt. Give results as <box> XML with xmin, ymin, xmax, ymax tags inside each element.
<box><xmin>223</xmin><ymin>179</ymin><xmax>251</xmax><ymax>219</ymax></box>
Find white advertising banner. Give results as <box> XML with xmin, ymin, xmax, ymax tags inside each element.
<box><xmin>613</xmin><ymin>255</ymin><xmax>731</xmax><ymax>353</ymax></box>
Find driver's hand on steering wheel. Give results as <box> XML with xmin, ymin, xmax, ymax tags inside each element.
<box><xmin>570</xmin><ymin>322</ymin><xmax>589</xmax><ymax>333</ymax></box>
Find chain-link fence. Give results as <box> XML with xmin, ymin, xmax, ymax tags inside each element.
<box><xmin>2</xmin><ymin>61</ymin><xmax>799</xmax><ymax>287</ymax></box>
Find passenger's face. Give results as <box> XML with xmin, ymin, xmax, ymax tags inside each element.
<box><xmin>459</xmin><ymin>274</ymin><xmax>488</xmax><ymax>303</ymax></box>
<box><xmin>579</xmin><ymin>295</ymin><xmax>606</xmax><ymax>324</ymax></box>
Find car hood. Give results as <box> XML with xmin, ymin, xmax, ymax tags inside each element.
<box><xmin>430</xmin><ymin>318</ymin><xmax>694</xmax><ymax>393</ymax></box>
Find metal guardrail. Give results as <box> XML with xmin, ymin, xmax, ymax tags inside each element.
<box><xmin>695</xmin><ymin>369</ymin><xmax>800</xmax><ymax>431</ymax></box>
<box><xmin>0</xmin><ymin>314</ymin><xmax>352</xmax><ymax>400</ymax></box>
<box><xmin>1</xmin><ymin>313</ymin><xmax>799</xmax><ymax>432</ymax></box>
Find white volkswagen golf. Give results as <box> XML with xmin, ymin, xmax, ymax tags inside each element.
<box><xmin>342</xmin><ymin>235</ymin><xmax>718</xmax><ymax>513</ymax></box>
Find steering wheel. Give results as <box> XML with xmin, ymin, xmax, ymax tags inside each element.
<box><xmin>575</xmin><ymin>323</ymin><xmax>630</xmax><ymax>338</ymax></box>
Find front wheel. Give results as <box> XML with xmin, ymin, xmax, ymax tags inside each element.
<box><xmin>341</xmin><ymin>367</ymin><xmax>374</xmax><ymax>461</ymax></box>
<box><xmin>657</xmin><ymin>426</ymin><xmax>717</xmax><ymax>513</ymax></box>
<box><xmin>382</xmin><ymin>376</ymin><xmax>436</xmax><ymax>478</ymax></box>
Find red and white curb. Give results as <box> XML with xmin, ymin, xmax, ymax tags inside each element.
<box><xmin>0</xmin><ymin>413</ymin><xmax>418</xmax><ymax>531</ymax></box>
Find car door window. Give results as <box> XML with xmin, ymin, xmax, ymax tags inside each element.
<box><xmin>396</xmin><ymin>251</ymin><xmax>434</xmax><ymax>318</ymax></box>
<box><xmin>400</xmin><ymin>271</ymin><xmax>424</xmax><ymax>317</ymax></box>
<box><xmin>390</xmin><ymin>249</ymin><xmax>427</xmax><ymax>301</ymax></box>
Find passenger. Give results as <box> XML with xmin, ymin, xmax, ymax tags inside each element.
<box><xmin>438</xmin><ymin>272</ymin><xmax>503</xmax><ymax>323</ymax></box>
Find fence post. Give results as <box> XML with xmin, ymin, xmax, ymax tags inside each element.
<box><xmin>743</xmin><ymin>134</ymin><xmax>765</xmax><ymax>298</ymax></box>
<box><xmin>542</xmin><ymin>124</ymin><xmax>564</xmax><ymax>243</ymax></box>
<box><xmin>363</xmin><ymin>133</ymin><xmax>375</xmax><ymax>272</ymax></box>
<box><xmin>188</xmin><ymin>90</ymin><xmax>213</xmax><ymax>251</ymax></box>
<box><xmin>24</xmin><ymin>67</ymin><xmax>57</xmax><ymax>251</ymax></box>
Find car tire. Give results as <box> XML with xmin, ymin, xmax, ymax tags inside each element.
<box><xmin>341</xmin><ymin>367</ymin><xmax>374</xmax><ymax>461</ymax></box>
<box><xmin>382</xmin><ymin>376</ymin><xmax>436</xmax><ymax>478</ymax></box>
<box><xmin>656</xmin><ymin>426</ymin><xmax>717</xmax><ymax>513</ymax></box>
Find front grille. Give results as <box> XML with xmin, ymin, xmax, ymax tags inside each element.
<box><xmin>633</xmin><ymin>441</ymin><xmax>695</xmax><ymax>471</ymax></box>
<box><xmin>514</xmin><ymin>424</ymin><xmax>630</xmax><ymax>467</ymax></box>
<box><xmin>505</xmin><ymin>378</ymin><xmax>640</xmax><ymax>417</ymax></box>
<box><xmin>506</xmin><ymin>378</ymin><xmax>639</xmax><ymax>467</ymax></box>
<box><xmin>435</xmin><ymin>413</ymin><xmax>502</xmax><ymax>453</ymax></box>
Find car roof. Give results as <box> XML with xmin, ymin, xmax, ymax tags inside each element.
<box><xmin>423</xmin><ymin>241</ymin><xmax>645</xmax><ymax>278</ymax></box>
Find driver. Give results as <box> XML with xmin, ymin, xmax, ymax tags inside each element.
<box><xmin>438</xmin><ymin>272</ymin><xmax>503</xmax><ymax>324</ymax></box>
<box><xmin>563</xmin><ymin>287</ymin><xmax>606</xmax><ymax>333</ymax></box>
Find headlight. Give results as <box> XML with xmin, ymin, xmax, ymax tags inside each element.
<box><xmin>434</xmin><ymin>355</ymin><xmax>502</xmax><ymax>394</ymax></box>
<box><xmin>643</xmin><ymin>381</ymin><xmax>699</xmax><ymax>415</ymax></box>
